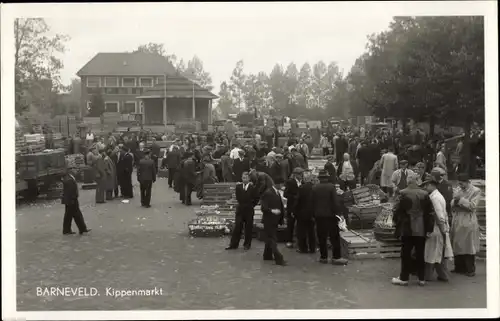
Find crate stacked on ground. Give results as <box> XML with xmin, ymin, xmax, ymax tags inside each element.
<box><xmin>373</xmin><ymin>202</ymin><xmax>399</xmax><ymax>242</ymax></box>
<box><xmin>188</xmin><ymin>208</ymin><xmax>233</xmax><ymax>237</ymax></box>
<box><xmin>24</xmin><ymin>134</ymin><xmax>46</xmax><ymax>153</ymax></box>
<box><xmin>340</xmin><ymin>229</ymin><xmax>402</xmax><ymax>259</ymax></box>
<box><xmin>202</xmin><ymin>183</ymin><xmax>237</xmax><ymax>206</ymax></box>
<box><xmin>15</xmin><ymin>128</ymin><xmax>28</xmax><ymax>154</ymax></box>
<box><xmin>348</xmin><ymin>185</ymin><xmax>384</xmax><ymax>230</ymax></box>
<box><xmin>65</xmin><ymin>153</ymin><xmax>86</xmax><ymax>181</ymax></box>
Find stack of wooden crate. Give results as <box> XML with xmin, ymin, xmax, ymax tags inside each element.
<box><xmin>340</xmin><ymin>229</ymin><xmax>401</xmax><ymax>260</ymax></box>
<box><xmin>202</xmin><ymin>183</ymin><xmax>236</xmax><ymax>206</ymax></box>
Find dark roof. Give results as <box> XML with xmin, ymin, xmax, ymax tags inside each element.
<box><xmin>137</xmin><ymin>76</ymin><xmax>218</xmax><ymax>99</ymax></box>
<box><xmin>77</xmin><ymin>52</ymin><xmax>178</xmax><ymax>76</ymax></box>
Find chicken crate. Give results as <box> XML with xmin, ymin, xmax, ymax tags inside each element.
<box><xmin>348</xmin><ymin>204</ymin><xmax>382</xmax><ymax>230</ymax></box>
<box><xmin>340</xmin><ymin>229</ymin><xmax>401</xmax><ymax>260</ymax></box>
<box><xmin>188</xmin><ymin>216</ymin><xmax>232</xmax><ymax>237</ymax></box>
<box><xmin>202</xmin><ymin>183</ymin><xmax>237</xmax><ymax>206</ymax></box>
<box><xmin>351</xmin><ymin>186</ymin><xmax>373</xmax><ymax>205</ymax></box>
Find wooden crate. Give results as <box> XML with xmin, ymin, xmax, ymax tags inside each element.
<box><xmin>348</xmin><ymin>204</ymin><xmax>381</xmax><ymax>230</ymax></box>
<box><xmin>340</xmin><ymin>229</ymin><xmax>401</xmax><ymax>259</ymax></box>
<box><xmin>202</xmin><ymin>183</ymin><xmax>237</xmax><ymax>206</ymax></box>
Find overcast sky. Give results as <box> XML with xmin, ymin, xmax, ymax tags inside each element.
<box><xmin>38</xmin><ymin>2</ymin><xmax>398</xmax><ymax>94</ymax></box>
<box><xmin>4</xmin><ymin>1</ymin><xmax>492</xmax><ymax>95</ymax></box>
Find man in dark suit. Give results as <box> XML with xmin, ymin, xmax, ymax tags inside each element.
<box><xmin>150</xmin><ymin>137</ymin><xmax>161</xmax><ymax>172</ymax></box>
<box><xmin>324</xmin><ymin>155</ymin><xmax>337</xmax><ymax>184</ymax></box>
<box><xmin>294</xmin><ymin>170</ymin><xmax>316</xmax><ymax>253</ymax></box>
<box><xmin>165</xmin><ymin>145</ymin><xmax>182</xmax><ymax>188</ymax></box>
<box><xmin>392</xmin><ymin>172</ymin><xmax>434</xmax><ymax>286</ymax></box>
<box><xmin>283</xmin><ymin>167</ymin><xmax>304</xmax><ymax>248</ymax></box>
<box><xmin>61</xmin><ymin>169</ymin><xmax>91</xmax><ymax>235</ymax></box>
<box><xmin>181</xmin><ymin>152</ymin><xmax>197</xmax><ymax>206</ymax></box>
<box><xmin>226</xmin><ymin>172</ymin><xmax>259</xmax><ymax>250</ymax></box>
<box><xmin>232</xmin><ymin>150</ymin><xmax>250</xmax><ymax>182</ymax></box>
<box><xmin>312</xmin><ymin>170</ymin><xmax>348</xmax><ymax>265</ymax></box>
<box><xmin>110</xmin><ymin>145</ymin><xmax>120</xmax><ymax>198</ymax></box>
<box><xmin>137</xmin><ymin>149</ymin><xmax>157</xmax><ymax>208</ymax></box>
<box><xmin>117</xmin><ymin>146</ymin><xmax>134</xmax><ymax>198</ymax></box>
<box><xmin>260</xmin><ymin>181</ymin><xmax>287</xmax><ymax>266</ymax></box>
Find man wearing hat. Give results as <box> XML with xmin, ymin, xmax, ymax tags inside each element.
<box><xmin>311</xmin><ymin>169</ymin><xmax>347</xmax><ymax>265</ymax></box>
<box><xmin>324</xmin><ymin>155</ymin><xmax>337</xmax><ymax>184</ymax></box>
<box><xmin>449</xmin><ymin>173</ymin><xmax>482</xmax><ymax>277</ymax></box>
<box><xmin>94</xmin><ymin>149</ymin><xmax>107</xmax><ymax>204</ymax></box>
<box><xmin>137</xmin><ymin>149</ymin><xmax>157</xmax><ymax>208</ymax></box>
<box><xmin>117</xmin><ymin>145</ymin><xmax>134</xmax><ymax>199</ymax></box>
<box><xmin>391</xmin><ymin>159</ymin><xmax>415</xmax><ymax>195</ymax></box>
<box><xmin>269</xmin><ymin>153</ymin><xmax>284</xmax><ymax>186</ymax></box>
<box><xmin>233</xmin><ymin>149</ymin><xmax>250</xmax><ymax>182</ymax></box>
<box><xmin>283</xmin><ymin>167</ymin><xmax>304</xmax><ymax>248</ymax></box>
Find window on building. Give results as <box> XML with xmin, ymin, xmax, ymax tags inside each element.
<box><xmin>105</xmin><ymin>101</ymin><xmax>119</xmax><ymax>112</ymax></box>
<box><xmin>104</xmin><ymin>77</ymin><xmax>119</xmax><ymax>87</ymax></box>
<box><xmin>156</xmin><ymin>77</ymin><xmax>163</xmax><ymax>85</ymax></box>
<box><xmin>139</xmin><ymin>101</ymin><xmax>144</xmax><ymax>114</ymax></box>
<box><xmin>86</xmin><ymin>77</ymin><xmax>101</xmax><ymax>87</ymax></box>
<box><xmin>87</xmin><ymin>87</ymin><xmax>103</xmax><ymax>95</ymax></box>
<box><xmin>122</xmin><ymin>77</ymin><xmax>136</xmax><ymax>87</ymax></box>
<box><xmin>117</xmin><ymin>88</ymin><xmax>128</xmax><ymax>95</ymax></box>
<box><xmin>104</xmin><ymin>88</ymin><xmax>119</xmax><ymax>95</ymax></box>
<box><xmin>122</xmin><ymin>101</ymin><xmax>137</xmax><ymax>114</ymax></box>
<box><xmin>131</xmin><ymin>88</ymin><xmax>143</xmax><ymax>95</ymax></box>
<box><xmin>139</xmin><ymin>77</ymin><xmax>154</xmax><ymax>87</ymax></box>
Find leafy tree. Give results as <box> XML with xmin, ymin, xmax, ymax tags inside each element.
<box><xmin>229</xmin><ymin>60</ymin><xmax>246</xmax><ymax>110</ymax></box>
<box><xmin>88</xmin><ymin>92</ymin><xmax>105</xmax><ymax>117</ymax></box>
<box><xmin>134</xmin><ymin>42</ymin><xmax>178</xmax><ymax>65</ymax></box>
<box><xmin>268</xmin><ymin>64</ymin><xmax>288</xmax><ymax>113</ymax></box>
<box><xmin>216</xmin><ymin>81</ymin><xmax>235</xmax><ymax>117</ymax></box>
<box><xmin>184</xmin><ymin>55</ymin><xmax>213</xmax><ymax>91</ymax></box>
<box><xmin>14</xmin><ymin>18</ymin><xmax>70</xmax><ymax>114</ymax></box>
<box><xmin>297</xmin><ymin>63</ymin><xmax>313</xmax><ymax>109</ymax></box>
<box><xmin>284</xmin><ymin>63</ymin><xmax>299</xmax><ymax>104</ymax></box>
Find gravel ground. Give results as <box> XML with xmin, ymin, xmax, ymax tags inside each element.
<box><xmin>16</xmin><ymin>175</ymin><xmax>486</xmax><ymax>310</ymax></box>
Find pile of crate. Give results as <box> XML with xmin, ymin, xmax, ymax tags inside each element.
<box><xmin>15</xmin><ymin>128</ymin><xmax>27</xmax><ymax>154</ymax></box>
<box><xmin>202</xmin><ymin>183</ymin><xmax>237</xmax><ymax>206</ymax></box>
<box><xmin>340</xmin><ymin>229</ymin><xmax>401</xmax><ymax>260</ymax></box>
<box><xmin>348</xmin><ymin>185</ymin><xmax>385</xmax><ymax>230</ymax></box>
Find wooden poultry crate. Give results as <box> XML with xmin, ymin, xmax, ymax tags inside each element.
<box><xmin>202</xmin><ymin>183</ymin><xmax>236</xmax><ymax>206</ymax></box>
<box><xmin>340</xmin><ymin>229</ymin><xmax>401</xmax><ymax>260</ymax></box>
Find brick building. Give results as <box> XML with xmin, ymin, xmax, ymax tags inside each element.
<box><xmin>77</xmin><ymin>52</ymin><xmax>217</xmax><ymax>125</ymax></box>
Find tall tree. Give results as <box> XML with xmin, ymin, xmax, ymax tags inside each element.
<box><xmin>311</xmin><ymin>61</ymin><xmax>328</xmax><ymax>109</ymax></box>
<box><xmin>184</xmin><ymin>55</ymin><xmax>213</xmax><ymax>91</ymax></box>
<box><xmin>229</xmin><ymin>60</ymin><xmax>246</xmax><ymax>110</ymax></box>
<box><xmin>284</xmin><ymin>63</ymin><xmax>299</xmax><ymax>104</ymax></box>
<box><xmin>268</xmin><ymin>64</ymin><xmax>288</xmax><ymax>113</ymax></box>
<box><xmin>88</xmin><ymin>92</ymin><xmax>105</xmax><ymax>117</ymax></box>
<box><xmin>216</xmin><ymin>81</ymin><xmax>235</xmax><ymax>117</ymax></box>
<box><xmin>134</xmin><ymin>42</ymin><xmax>178</xmax><ymax>65</ymax></box>
<box><xmin>14</xmin><ymin>18</ymin><xmax>70</xmax><ymax>114</ymax></box>
<box><xmin>297</xmin><ymin>63</ymin><xmax>313</xmax><ymax>109</ymax></box>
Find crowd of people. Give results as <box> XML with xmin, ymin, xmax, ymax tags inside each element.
<box><xmin>61</xmin><ymin>124</ymin><xmax>484</xmax><ymax>286</ymax></box>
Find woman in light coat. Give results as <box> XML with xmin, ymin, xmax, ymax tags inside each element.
<box><xmin>379</xmin><ymin>147</ymin><xmax>398</xmax><ymax>196</ymax></box>
<box><xmin>424</xmin><ymin>180</ymin><xmax>454</xmax><ymax>281</ymax></box>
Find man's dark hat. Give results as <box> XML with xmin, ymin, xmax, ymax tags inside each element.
<box><xmin>457</xmin><ymin>173</ymin><xmax>470</xmax><ymax>182</ymax></box>
<box><xmin>317</xmin><ymin>169</ymin><xmax>330</xmax><ymax>178</ymax></box>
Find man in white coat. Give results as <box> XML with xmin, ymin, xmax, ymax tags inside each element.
<box><xmin>379</xmin><ymin>146</ymin><xmax>398</xmax><ymax>197</ymax></box>
<box><xmin>450</xmin><ymin>173</ymin><xmax>481</xmax><ymax>277</ymax></box>
<box><xmin>424</xmin><ymin>180</ymin><xmax>454</xmax><ymax>282</ymax></box>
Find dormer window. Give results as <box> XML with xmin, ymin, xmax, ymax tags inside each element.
<box><xmin>122</xmin><ymin>77</ymin><xmax>136</xmax><ymax>87</ymax></box>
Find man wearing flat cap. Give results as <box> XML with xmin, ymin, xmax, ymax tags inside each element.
<box><xmin>449</xmin><ymin>173</ymin><xmax>481</xmax><ymax>277</ymax></box>
<box><xmin>391</xmin><ymin>159</ymin><xmax>414</xmax><ymax>195</ymax></box>
<box><xmin>137</xmin><ymin>149</ymin><xmax>156</xmax><ymax>208</ymax></box>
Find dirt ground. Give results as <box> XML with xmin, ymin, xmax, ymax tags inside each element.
<box><xmin>16</xmin><ymin>175</ymin><xmax>486</xmax><ymax>310</ymax></box>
